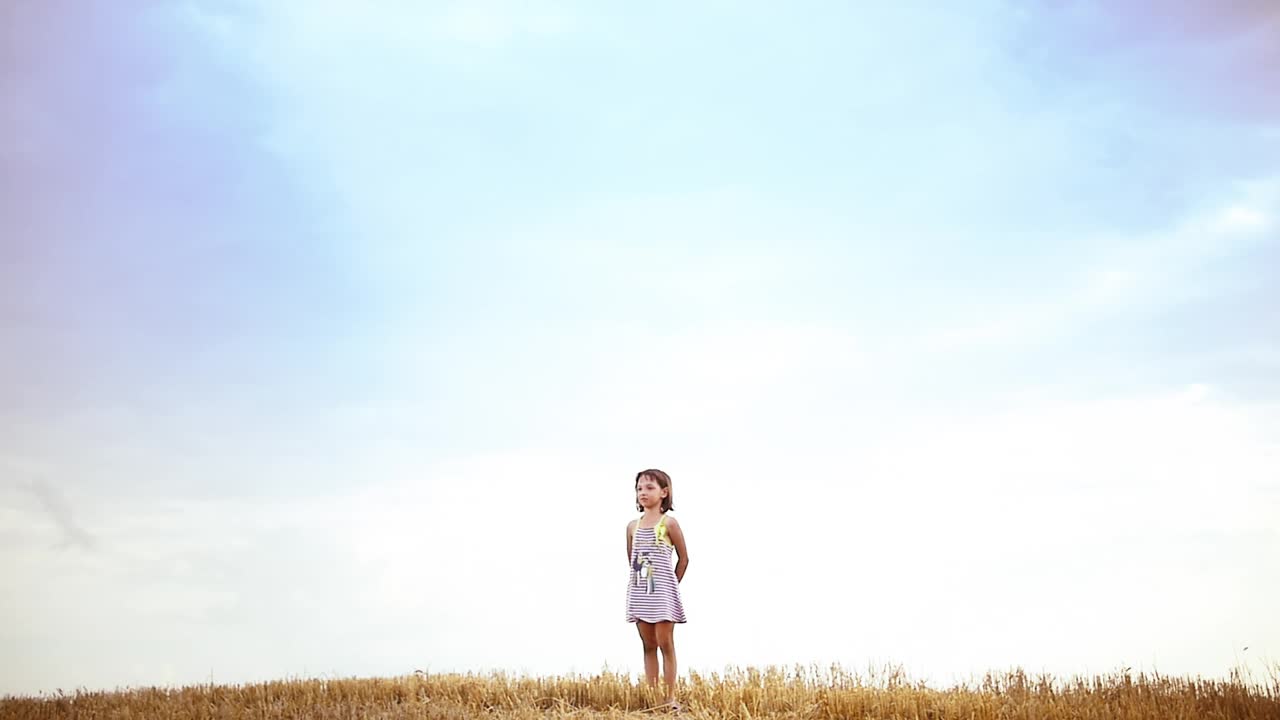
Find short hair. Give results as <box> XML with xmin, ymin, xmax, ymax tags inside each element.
<box><xmin>635</xmin><ymin>468</ymin><xmax>674</xmax><ymax>513</ymax></box>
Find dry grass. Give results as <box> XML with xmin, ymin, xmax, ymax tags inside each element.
<box><xmin>3</xmin><ymin>664</ymin><xmax>1279</xmax><ymax>719</ymax></box>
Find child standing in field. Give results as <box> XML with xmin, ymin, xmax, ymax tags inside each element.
<box><xmin>626</xmin><ymin>468</ymin><xmax>689</xmax><ymax>711</ymax></box>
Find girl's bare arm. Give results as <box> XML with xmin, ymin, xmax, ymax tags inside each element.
<box><xmin>625</xmin><ymin>519</ymin><xmax>636</xmax><ymax>564</ymax></box>
<box><xmin>666</xmin><ymin>516</ymin><xmax>689</xmax><ymax>582</ymax></box>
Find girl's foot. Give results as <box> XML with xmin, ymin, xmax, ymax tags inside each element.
<box><xmin>666</xmin><ymin>699</ymin><xmax>682</xmax><ymax>714</ymax></box>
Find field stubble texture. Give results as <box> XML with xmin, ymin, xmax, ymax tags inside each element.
<box><xmin>3</xmin><ymin>664</ymin><xmax>1279</xmax><ymax>719</ymax></box>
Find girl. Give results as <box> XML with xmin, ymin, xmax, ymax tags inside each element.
<box><xmin>626</xmin><ymin>468</ymin><xmax>689</xmax><ymax>711</ymax></box>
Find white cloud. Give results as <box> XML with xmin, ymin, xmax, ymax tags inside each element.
<box><xmin>441</xmin><ymin>2</ymin><xmax>575</xmax><ymax>49</ymax></box>
<box><xmin>920</xmin><ymin>179</ymin><xmax>1280</xmax><ymax>351</ymax></box>
<box><xmin>3</xmin><ymin>383</ymin><xmax>1277</xmax><ymax>692</ymax></box>
<box><xmin>1215</xmin><ymin>206</ymin><xmax>1268</xmax><ymax>233</ymax></box>
<box><xmin>188</xmin><ymin>1</ymin><xmax>577</xmax><ymax>77</ymax></box>
<box><xmin>572</xmin><ymin>324</ymin><xmax>868</xmax><ymax>436</ymax></box>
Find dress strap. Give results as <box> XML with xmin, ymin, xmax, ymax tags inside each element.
<box><xmin>655</xmin><ymin>514</ymin><xmax>670</xmax><ymax>546</ymax></box>
<box><xmin>632</xmin><ymin>514</ymin><xmax>671</xmax><ymax>546</ymax></box>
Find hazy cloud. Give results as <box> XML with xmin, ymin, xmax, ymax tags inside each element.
<box><xmin>1015</xmin><ymin>1</ymin><xmax>1280</xmax><ymax>122</ymax></box>
<box><xmin>24</xmin><ymin>478</ymin><xmax>95</xmax><ymax>551</ymax></box>
<box><xmin>2</xmin><ymin>0</ymin><xmax>1277</xmax><ymax>698</ymax></box>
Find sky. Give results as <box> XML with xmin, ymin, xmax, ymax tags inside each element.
<box><xmin>2</xmin><ymin>0</ymin><xmax>1278</xmax><ymax>697</ymax></box>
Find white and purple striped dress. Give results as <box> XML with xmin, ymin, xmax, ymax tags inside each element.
<box><xmin>626</xmin><ymin>515</ymin><xmax>687</xmax><ymax>624</ymax></box>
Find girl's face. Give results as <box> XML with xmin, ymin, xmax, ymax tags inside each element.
<box><xmin>635</xmin><ymin>477</ymin><xmax>667</xmax><ymax>510</ymax></box>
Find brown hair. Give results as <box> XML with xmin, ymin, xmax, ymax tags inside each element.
<box><xmin>635</xmin><ymin>468</ymin><xmax>674</xmax><ymax>513</ymax></box>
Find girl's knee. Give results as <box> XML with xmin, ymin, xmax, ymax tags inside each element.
<box><xmin>658</xmin><ymin>638</ymin><xmax>676</xmax><ymax>654</ymax></box>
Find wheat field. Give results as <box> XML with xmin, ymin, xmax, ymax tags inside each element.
<box><xmin>3</xmin><ymin>664</ymin><xmax>1279</xmax><ymax>719</ymax></box>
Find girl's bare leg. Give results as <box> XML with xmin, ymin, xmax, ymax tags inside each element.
<box><xmin>654</xmin><ymin>621</ymin><xmax>677</xmax><ymax>702</ymax></box>
<box><xmin>636</xmin><ymin>622</ymin><xmax>660</xmax><ymax>689</ymax></box>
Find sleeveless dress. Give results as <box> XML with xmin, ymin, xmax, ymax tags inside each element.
<box><xmin>626</xmin><ymin>514</ymin><xmax>687</xmax><ymax>624</ymax></box>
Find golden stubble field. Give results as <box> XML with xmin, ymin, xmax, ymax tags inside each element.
<box><xmin>3</xmin><ymin>664</ymin><xmax>1279</xmax><ymax>719</ymax></box>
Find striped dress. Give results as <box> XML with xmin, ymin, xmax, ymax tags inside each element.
<box><xmin>626</xmin><ymin>514</ymin><xmax>687</xmax><ymax>624</ymax></box>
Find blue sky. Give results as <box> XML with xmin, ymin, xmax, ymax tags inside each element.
<box><xmin>2</xmin><ymin>0</ymin><xmax>1278</xmax><ymax>695</ymax></box>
